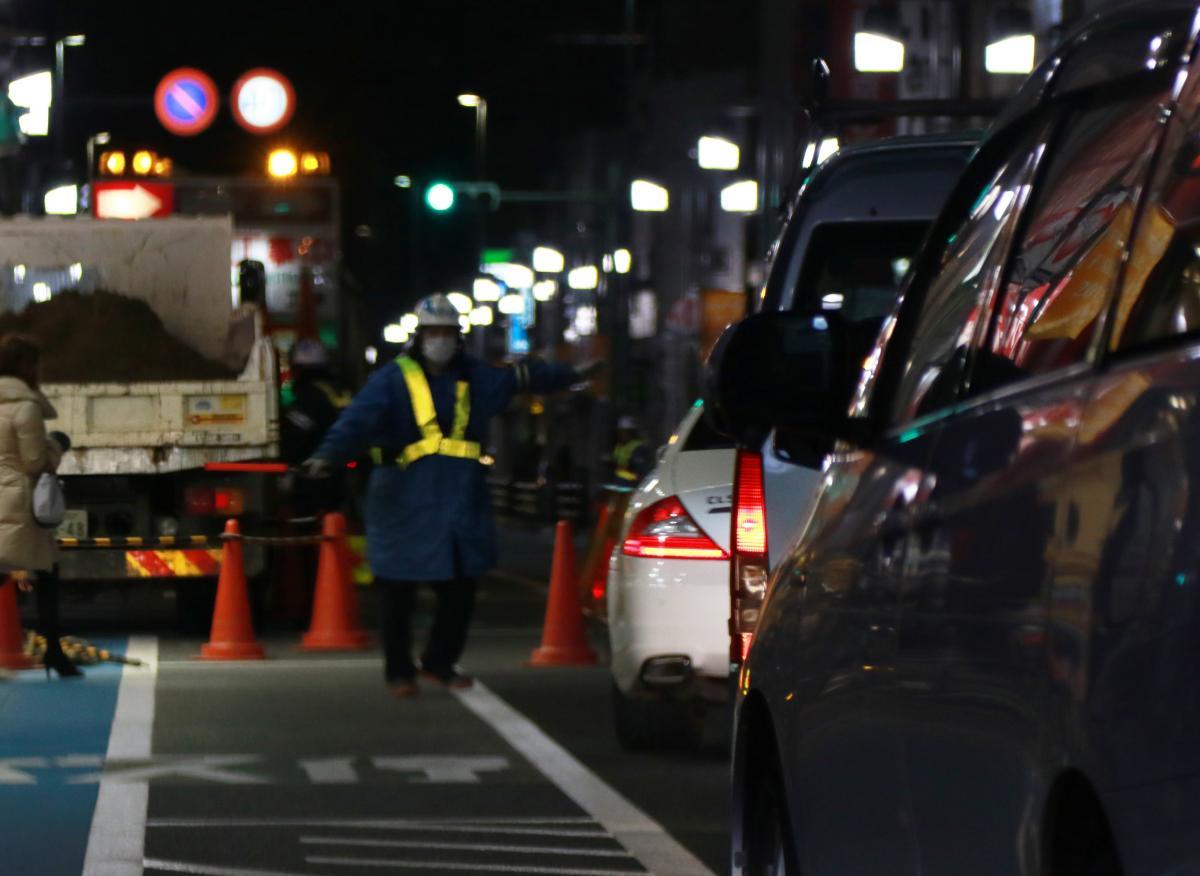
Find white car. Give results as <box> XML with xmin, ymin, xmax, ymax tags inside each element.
<box><xmin>606</xmin><ymin>402</ymin><xmax>735</xmax><ymax>750</ymax></box>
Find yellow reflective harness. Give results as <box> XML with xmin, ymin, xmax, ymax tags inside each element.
<box><xmin>374</xmin><ymin>356</ymin><xmax>480</xmax><ymax>468</ymax></box>
<box><xmin>614</xmin><ymin>439</ymin><xmax>645</xmax><ymax>483</ymax></box>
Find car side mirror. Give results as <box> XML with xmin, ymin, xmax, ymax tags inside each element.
<box><xmin>704</xmin><ymin>310</ymin><xmax>868</xmax><ymax>449</ymax></box>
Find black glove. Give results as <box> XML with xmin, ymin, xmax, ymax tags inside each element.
<box><xmin>574</xmin><ymin>360</ymin><xmax>606</xmax><ymax>381</ymax></box>
<box><xmin>48</xmin><ymin>431</ymin><xmax>71</xmax><ymax>452</ymax></box>
<box><xmin>300</xmin><ymin>457</ymin><xmax>334</xmax><ymax>479</ymax></box>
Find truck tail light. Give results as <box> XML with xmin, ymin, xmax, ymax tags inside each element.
<box><xmin>214</xmin><ymin>488</ymin><xmax>246</xmax><ymax>516</ymax></box>
<box><xmin>730</xmin><ymin>449</ymin><xmax>769</xmax><ymax>666</ymax></box>
<box><xmin>621</xmin><ymin>496</ymin><xmax>728</xmax><ymax>560</ymax></box>
<box><xmin>184</xmin><ymin>486</ymin><xmax>214</xmax><ymax>516</ymax></box>
<box><xmin>185</xmin><ymin>486</ymin><xmax>246</xmax><ymax>516</ymax></box>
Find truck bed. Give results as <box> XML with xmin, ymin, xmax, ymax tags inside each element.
<box><xmin>46</xmin><ymin>379</ymin><xmax>280</xmax><ymax>475</ymax></box>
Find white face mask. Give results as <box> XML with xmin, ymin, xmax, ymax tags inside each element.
<box><xmin>421</xmin><ymin>335</ymin><xmax>458</xmax><ymax>367</ymax></box>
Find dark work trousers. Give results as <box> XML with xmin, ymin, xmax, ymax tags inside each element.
<box><xmin>34</xmin><ymin>567</ymin><xmax>67</xmax><ymax>661</ymax></box>
<box><xmin>375</xmin><ymin>577</ymin><xmax>477</xmax><ymax>682</ymax></box>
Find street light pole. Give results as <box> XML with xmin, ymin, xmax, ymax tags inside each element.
<box><xmin>53</xmin><ymin>35</ymin><xmax>85</xmax><ymax>164</ymax></box>
<box><xmin>457</xmin><ymin>93</ymin><xmax>488</xmax><ymax>259</ymax></box>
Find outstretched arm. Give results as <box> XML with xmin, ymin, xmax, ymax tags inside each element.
<box><xmin>311</xmin><ymin>366</ymin><xmax>395</xmax><ymax>465</ymax></box>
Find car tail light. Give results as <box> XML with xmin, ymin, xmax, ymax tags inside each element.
<box><xmin>214</xmin><ymin>488</ymin><xmax>246</xmax><ymax>516</ymax></box>
<box><xmin>593</xmin><ymin>536</ymin><xmax>617</xmax><ymax>602</ymax></box>
<box><xmin>621</xmin><ymin>496</ymin><xmax>728</xmax><ymax>560</ymax></box>
<box><xmin>730</xmin><ymin>449</ymin><xmax>769</xmax><ymax>665</ymax></box>
<box><xmin>184</xmin><ymin>486</ymin><xmax>214</xmax><ymax>516</ymax></box>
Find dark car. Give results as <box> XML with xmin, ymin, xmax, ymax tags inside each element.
<box><xmin>711</xmin><ymin>2</ymin><xmax>1200</xmax><ymax>873</ymax></box>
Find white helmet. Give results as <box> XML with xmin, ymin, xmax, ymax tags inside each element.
<box><xmin>415</xmin><ymin>293</ymin><xmax>462</xmax><ymax>329</ymax></box>
<box><xmin>291</xmin><ymin>339</ymin><xmax>328</xmax><ymax>367</ymax></box>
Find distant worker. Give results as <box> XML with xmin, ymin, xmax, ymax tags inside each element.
<box><xmin>303</xmin><ymin>294</ymin><xmax>602</xmax><ymax>696</ymax></box>
<box><xmin>611</xmin><ymin>415</ymin><xmax>653</xmax><ymax>487</ymax></box>
<box><xmin>283</xmin><ymin>339</ymin><xmax>351</xmax><ymax>523</ymax></box>
<box><xmin>281</xmin><ymin>340</ymin><xmax>350</xmax><ymax>465</ymax></box>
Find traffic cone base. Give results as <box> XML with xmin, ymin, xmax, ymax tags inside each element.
<box><xmin>299</xmin><ymin>513</ymin><xmax>371</xmax><ymax>651</ymax></box>
<box><xmin>199</xmin><ymin>640</ymin><xmax>266</xmax><ymax>660</ymax></box>
<box><xmin>197</xmin><ymin>519</ymin><xmax>266</xmax><ymax>661</ymax></box>
<box><xmin>528</xmin><ymin>642</ymin><xmax>598</xmax><ymax>666</ymax></box>
<box><xmin>0</xmin><ymin>579</ymin><xmax>33</xmax><ymax>670</ymax></box>
<box><xmin>529</xmin><ymin>520</ymin><xmax>598</xmax><ymax>667</ymax></box>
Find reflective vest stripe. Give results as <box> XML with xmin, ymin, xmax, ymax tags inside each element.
<box><xmin>389</xmin><ymin>356</ymin><xmax>481</xmax><ymax>467</ymax></box>
<box><xmin>452</xmin><ymin>381</ymin><xmax>470</xmax><ymax>439</ymax></box>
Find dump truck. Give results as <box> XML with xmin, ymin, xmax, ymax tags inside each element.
<box><xmin>0</xmin><ymin>216</ymin><xmax>281</xmax><ymax>621</ymax></box>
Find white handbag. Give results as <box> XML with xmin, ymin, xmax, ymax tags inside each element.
<box><xmin>32</xmin><ymin>472</ymin><xmax>66</xmax><ymax>528</ymax></box>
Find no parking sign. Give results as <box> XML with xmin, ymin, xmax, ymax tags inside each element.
<box><xmin>154</xmin><ymin>67</ymin><xmax>219</xmax><ymax>136</ymax></box>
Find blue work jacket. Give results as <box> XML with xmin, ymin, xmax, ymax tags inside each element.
<box><xmin>313</xmin><ymin>353</ymin><xmax>578</xmax><ymax>581</ymax></box>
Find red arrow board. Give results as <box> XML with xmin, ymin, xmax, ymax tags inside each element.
<box><xmin>93</xmin><ymin>182</ymin><xmax>175</xmax><ymax>220</ymax></box>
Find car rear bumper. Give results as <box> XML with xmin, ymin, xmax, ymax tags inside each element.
<box><xmin>608</xmin><ymin>553</ymin><xmax>730</xmax><ymax>696</ymax></box>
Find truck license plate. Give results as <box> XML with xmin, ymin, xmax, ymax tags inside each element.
<box><xmin>56</xmin><ymin>510</ymin><xmax>88</xmax><ymax>539</ymax></box>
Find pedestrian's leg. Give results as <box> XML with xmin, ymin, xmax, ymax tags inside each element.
<box><xmin>421</xmin><ymin>576</ymin><xmax>477</xmax><ymax>678</ymax></box>
<box><xmin>374</xmin><ymin>578</ymin><xmax>417</xmax><ymax>684</ymax></box>
<box><xmin>36</xmin><ymin>568</ymin><xmax>79</xmax><ymax>677</ymax></box>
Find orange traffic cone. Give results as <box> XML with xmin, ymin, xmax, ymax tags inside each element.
<box><xmin>0</xmin><ymin>578</ymin><xmax>33</xmax><ymax>670</ymax></box>
<box><xmin>300</xmin><ymin>513</ymin><xmax>370</xmax><ymax>651</ymax></box>
<box><xmin>199</xmin><ymin>519</ymin><xmax>266</xmax><ymax>660</ymax></box>
<box><xmin>530</xmin><ymin>520</ymin><xmax>598</xmax><ymax>666</ymax></box>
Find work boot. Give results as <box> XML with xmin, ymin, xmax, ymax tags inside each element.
<box><xmin>388</xmin><ymin>678</ymin><xmax>419</xmax><ymax>698</ymax></box>
<box><xmin>418</xmin><ymin>667</ymin><xmax>474</xmax><ymax>689</ymax></box>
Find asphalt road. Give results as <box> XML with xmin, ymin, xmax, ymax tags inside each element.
<box><xmin>0</xmin><ymin>523</ymin><xmax>731</xmax><ymax>876</ymax></box>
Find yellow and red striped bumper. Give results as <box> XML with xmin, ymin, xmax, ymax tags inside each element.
<box><xmin>125</xmin><ymin>549</ymin><xmax>223</xmax><ymax>578</ymax></box>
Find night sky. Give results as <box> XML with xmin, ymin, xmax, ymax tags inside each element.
<box><xmin>18</xmin><ymin>0</ymin><xmax>636</xmax><ymax>311</ymax></box>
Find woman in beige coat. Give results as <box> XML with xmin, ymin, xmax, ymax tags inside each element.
<box><xmin>0</xmin><ymin>334</ymin><xmax>77</xmax><ymax>677</ymax></box>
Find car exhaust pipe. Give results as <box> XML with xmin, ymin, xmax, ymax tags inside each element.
<box><xmin>640</xmin><ymin>655</ymin><xmax>693</xmax><ymax>687</ymax></box>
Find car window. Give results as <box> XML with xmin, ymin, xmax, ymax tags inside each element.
<box><xmin>794</xmin><ymin>221</ymin><xmax>928</xmax><ymax>321</ymax></box>
<box><xmin>980</xmin><ymin>91</ymin><xmax>1167</xmax><ymax>387</ymax></box>
<box><xmin>1109</xmin><ymin>77</ymin><xmax>1200</xmax><ymax>353</ymax></box>
<box><xmin>682</xmin><ymin>406</ymin><xmax>734</xmax><ymax>451</ymax></box>
<box><xmin>760</xmin><ymin>145</ymin><xmax>972</xmax><ymax>313</ymax></box>
<box><xmin>889</xmin><ymin>125</ymin><xmax>1048</xmax><ymax>425</ymax></box>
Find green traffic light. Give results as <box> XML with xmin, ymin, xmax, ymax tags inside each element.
<box><xmin>425</xmin><ymin>182</ymin><xmax>456</xmax><ymax>212</ymax></box>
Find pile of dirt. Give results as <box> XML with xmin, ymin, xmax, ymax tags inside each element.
<box><xmin>0</xmin><ymin>290</ymin><xmax>237</xmax><ymax>383</ymax></box>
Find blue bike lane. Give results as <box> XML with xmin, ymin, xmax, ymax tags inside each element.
<box><xmin>0</xmin><ymin>639</ymin><xmax>126</xmax><ymax>874</ymax></box>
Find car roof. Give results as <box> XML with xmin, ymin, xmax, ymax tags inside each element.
<box><xmin>989</xmin><ymin>1</ymin><xmax>1200</xmax><ymax>135</ymax></box>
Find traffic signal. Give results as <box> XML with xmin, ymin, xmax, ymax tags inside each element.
<box><xmin>425</xmin><ymin>182</ymin><xmax>455</xmax><ymax>212</ymax></box>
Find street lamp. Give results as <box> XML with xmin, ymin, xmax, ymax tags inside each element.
<box><xmin>457</xmin><ymin>93</ymin><xmax>488</xmax><ymax>179</ymax></box>
<box><xmin>630</xmin><ymin>179</ymin><xmax>669</xmax><ymax>212</ymax></box>
<box><xmin>9</xmin><ymin>71</ymin><xmax>51</xmax><ymax>136</ymax></box>
<box><xmin>697</xmin><ymin>136</ymin><xmax>740</xmax><ymax>170</ymax></box>
<box><xmin>54</xmin><ymin>34</ymin><xmax>86</xmax><ymax>159</ymax></box>
<box><xmin>986</xmin><ymin>8</ymin><xmax>1036</xmax><ymax>74</ymax></box>
<box><xmin>854</xmin><ymin>7</ymin><xmax>904</xmax><ymax>73</ymax></box>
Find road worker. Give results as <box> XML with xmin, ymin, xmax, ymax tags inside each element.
<box><xmin>304</xmin><ymin>294</ymin><xmax>601</xmax><ymax>696</ymax></box>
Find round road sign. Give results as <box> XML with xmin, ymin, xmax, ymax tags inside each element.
<box><xmin>231</xmin><ymin>68</ymin><xmax>296</xmax><ymax>135</ymax></box>
<box><xmin>154</xmin><ymin>67</ymin><xmax>219</xmax><ymax>137</ymax></box>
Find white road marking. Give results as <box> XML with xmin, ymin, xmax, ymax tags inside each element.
<box><xmin>298</xmin><ymin>757</ymin><xmax>358</xmax><ymax>784</ymax></box>
<box><xmin>0</xmin><ymin>757</ymin><xmax>48</xmax><ymax>783</ymax></box>
<box><xmin>146</xmin><ymin>818</ymin><xmax>609</xmax><ymax>838</ymax></box>
<box><xmin>306</xmin><ymin>856</ymin><xmax>647</xmax><ymax>875</ymax></box>
<box><xmin>157</xmin><ymin>658</ymin><xmax>380</xmax><ymax>670</ymax></box>
<box><xmin>454</xmin><ymin>682</ymin><xmax>716</xmax><ymax>876</ymax></box>
<box><xmin>372</xmin><ymin>754</ymin><xmax>509</xmax><ymax>783</ymax></box>
<box><xmin>83</xmin><ymin>634</ymin><xmax>158</xmax><ymax>876</ymax></box>
<box><xmin>143</xmin><ymin>861</ymin><xmax>313</xmax><ymax>876</ymax></box>
<box><xmin>299</xmin><ymin>835</ymin><xmax>636</xmax><ymax>858</ymax></box>
<box><xmin>73</xmin><ymin>755</ymin><xmax>269</xmax><ymax>785</ymax></box>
